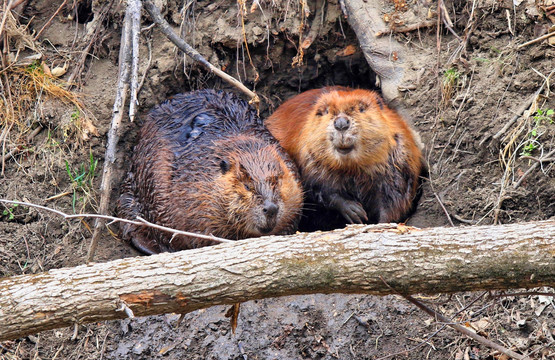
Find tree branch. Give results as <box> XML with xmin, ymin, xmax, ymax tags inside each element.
<box><xmin>141</xmin><ymin>0</ymin><xmax>258</xmax><ymax>103</ymax></box>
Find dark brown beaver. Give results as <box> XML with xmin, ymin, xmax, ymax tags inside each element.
<box><xmin>117</xmin><ymin>89</ymin><xmax>303</xmax><ymax>254</ymax></box>
<box><xmin>265</xmin><ymin>86</ymin><xmax>425</xmax><ymax>231</ymax></box>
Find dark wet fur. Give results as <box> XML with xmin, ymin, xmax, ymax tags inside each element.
<box><xmin>117</xmin><ymin>90</ymin><xmax>302</xmax><ymax>254</ymax></box>
<box><xmin>300</xmin><ymin>159</ymin><xmax>427</xmax><ymax>231</ymax></box>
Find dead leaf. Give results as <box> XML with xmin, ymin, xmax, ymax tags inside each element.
<box><xmin>470</xmin><ymin>318</ymin><xmax>491</xmax><ymax>333</ymax></box>
<box><xmin>51</xmin><ymin>63</ymin><xmax>68</xmax><ymax>78</ymax></box>
<box><xmin>301</xmin><ymin>37</ymin><xmax>314</xmax><ymax>49</ymax></box>
<box><xmin>336</xmin><ymin>45</ymin><xmax>357</xmax><ymax>57</ymax></box>
<box><xmin>159</xmin><ymin>343</ymin><xmax>176</xmax><ymax>355</ymax></box>
<box><xmin>42</xmin><ymin>62</ymin><xmax>52</xmax><ymax>76</ymax></box>
<box><xmin>395</xmin><ymin>224</ymin><xmax>421</xmax><ymax>234</ymax></box>
<box><xmin>80</xmin><ymin>117</ymin><xmax>100</xmax><ymax>140</ymax></box>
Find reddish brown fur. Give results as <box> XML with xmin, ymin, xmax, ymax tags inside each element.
<box><xmin>266</xmin><ymin>87</ymin><xmax>424</xmax><ymax>228</ymax></box>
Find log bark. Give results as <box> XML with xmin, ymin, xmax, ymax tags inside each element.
<box><xmin>1</xmin><ymin>221</ymin><xmax>554</xmax><ymax>341</ymax></box>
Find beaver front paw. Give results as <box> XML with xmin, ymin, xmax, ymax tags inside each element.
<box><xmin>329</xmin><ymin>194</ymin><xmax>368</xmax><ymax>224</ymax></box>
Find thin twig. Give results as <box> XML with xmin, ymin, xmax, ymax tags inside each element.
<box><xmin>490</xmin><ymin>291</ymin><xmax>554</xmax><ymax>298</ymax></box>
<box><xmin>493</xmin><ymin>152</ymin><xmax>513</xmax><ymax>225</ymax></box>
<box><xmin>403</xmin><ymin>295</ymin><xmax>525</xmax><ymax>360</ymax></box>
<box><xmin>33</xmin><ymin>0</ymin><xmax>68</xmax><ymax>41</ymax></box>
<box><xmin>237</xmin><ymin>0</ymin><xmax>259</xmax><ymax>82</ymax></box>
<box><xmin>0</xmin><ymin>122</ymin><xmax>13</xmax><ymax>175</ymax></box>
<box><xmin>379</xmin><ymin>277</ymin><xmax>525</xmax><ymax>359</ymax></box>
<box><xmin>439</xmin><ymin>0</ymin><xmax>461</xmax><ymax>42</ymax></box>
<box><xmin>514</xmin><ymin>148</ymin><xmax>555</xmax><ymax>189</ymax></box>
<box><xmin>0</xmin><ymin>199</ymin><xmax>232</xmax><ymax>243</ymax></box>
<box><xmin>137</xmin><ymin>33</ymin><xmax>152</xmax><ymax>94</ymax></box>
<box><xmin>0</xmin><ymin>125</ymin><xmax>42</xmax><ymax>164</ymax></box>
<box><xmin>141</xmin><ymin>0</ymin><xmax>258</xmax><ymax>104</ymax></box>
<box><xmin>376</xmin><ymin>292</ymin><xmax>489</xmax><ymax>360</ymax></box>
<box><xmin>517</xmin><ymin>31</ymin><xmax>555</xmax><ymax>49</ymax></box>
<box><xmin>65</xmin><ymin>0</ymin><xmax>115</xmax><ymax>87</ymax></box>
<box><xmin>375</xmin><ymin>325</ymin><xmax>448</xmax><ymax>360</ymax></box>
<box><xmin>489</xmin><ymin>69</ymin><xmax>555</xmax><ymax>143</ymax></box>
<box><xmin>451</xmin><ymin>212</ymin><xmax>476</xmax><ymax>225</ymax></box>
<box><xmin>521</xmin><ymin>340</ymin><xmax>555</xmax><ymax>360</ymax></box>
<box><xmin>519</xmin><ymin>155</ymin><xmax>555</xmax><ymax>163</ymax></box>
<box><xmin>433</xmin><ymin>193</ymin><xmax>455</xmax><ymax>227</ymax></box>
<box><xmin>0</xmin><ymin>0</ymin><xmax>13</xmax><ymax>40</ymax></box>
<box><xmin>7</xmin><ymin>0</ymin><xmax>25</xmax><ymax>10</ymax></box>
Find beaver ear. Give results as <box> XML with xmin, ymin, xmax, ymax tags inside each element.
<box><xmin>375</xmin><ymin>96</ymin><xmax>384</xmax><ymax>109</ymax></box>
<box><xmin>219</xmin><ymin>159</ymin><xmax>231</xmax><ymax>174</ymax></box>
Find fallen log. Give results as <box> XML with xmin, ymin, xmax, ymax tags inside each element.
<box><xmin>1</xmin><ymin>221</ymin><xmax>554</xmax><ymax>341</ymax></box>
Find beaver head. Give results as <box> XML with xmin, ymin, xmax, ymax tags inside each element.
<box><xmin>302</xmin><ymin>89</ymin><xmax>396</xmax><ymax>173</ymax></box>
<box><xmin>213</xmin><ymin>136</ymin><xmax>303</xmax><ymax>238</ymax></box>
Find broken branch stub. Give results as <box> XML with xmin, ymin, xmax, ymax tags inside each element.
<box><xmin>342</xmin><ymin>0</ymin><xmax>405</xmax><ymax>103</ymax></box>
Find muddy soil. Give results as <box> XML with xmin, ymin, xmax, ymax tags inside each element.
<box><xmin>1</xmin><ymin>0</ymin><xmax>554</xmax><ymax>359</ymax></box>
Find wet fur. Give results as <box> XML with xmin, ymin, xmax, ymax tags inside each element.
<box><xmin>266</xmin><ymin>87</ymin><xmax>425</xmax><ymax>231</ymax></box>
<box><xmin>118</xmin><ymin>90</ymin><xmax>303</xmax><ymax>254</ymax></box>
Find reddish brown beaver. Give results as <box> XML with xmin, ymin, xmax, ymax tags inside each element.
<box><xmin>265</xmin><ymin>86</ymin><xmax>425</xmax><ymax>231</ymax></box>
<box><xmin>117</xmin><ymin>89</ymin><xmax>303</xmax><ymax>254</ymax></box>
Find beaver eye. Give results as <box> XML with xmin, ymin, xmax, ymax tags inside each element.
<box><xmin>219</xmin><ymin>159</ymin><xmax>231</xmax><ymax>174</ymax></box>
<box><xmin>244</xmin><ymin>183</ymin><xmax>251</xmax><ymax>191</ymax></box>
<box><xmin>359</xmin><ymin>104</ymin><xmax>367</xmax><ymax>113</ymax></box>
<box><xmin>316</xmin><ymin>107</ymin><xmax>328</xmax><ymax>117</ymax></box>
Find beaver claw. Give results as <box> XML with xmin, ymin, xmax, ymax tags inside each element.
<box><xmin>329</xmin><ymin>195</ymin><xmax>368</xmax><ymax>224</ymax></box>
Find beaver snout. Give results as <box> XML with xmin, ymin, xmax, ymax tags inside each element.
<box><xmin>328</xmin><ymin>116</ymin><xmax>357</xmax><ymax>156</ymax></box>
<box><xmin>256</xmin><ymin>199</ymin><xmax>280</xmax><ymax>234</ymax></box>
<box><xmin>263</xmin><ymin>200</ymin><xmax>279</xmax><ymax>218</ymax></box>
<box><xmin>334</xmin><ymin>116</ymin><xmax>350</xmax><ymax>131</ymax></box>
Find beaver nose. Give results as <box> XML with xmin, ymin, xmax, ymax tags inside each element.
<box><xmin>334</xmin><ymin>116</ymin><xmax>350</xmax><ymax>131</ymax></box>
<box><xmin>263</xmin><ymin>200</ymin><xmax>279</xmax><ymax>219</ymax></box>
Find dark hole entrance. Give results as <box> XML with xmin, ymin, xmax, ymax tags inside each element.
<box><xmin>75</xmin><ymin>0</ymin><xmax>94</xmax><ymax>24</ymax></box>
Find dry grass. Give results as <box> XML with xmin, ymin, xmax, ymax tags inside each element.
<box><xmin>1</xmin><ymin>62</ymin><xmax>97</xmax><ymax>139</ymax></box>
<box><xmin>0</xmin><ymin>6</ymin><xmax>97</xmax><ymax>175</ymax></box>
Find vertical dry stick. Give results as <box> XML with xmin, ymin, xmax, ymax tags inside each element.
<box><xmin>87</xmin><ymin>1</ymin><xmax>135</xmax><ymax>262</ymax></box>
<box><xmin>128</xmin><ymin>0</ymin><xmax>142</xmax><ymax>122</ymax></box>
